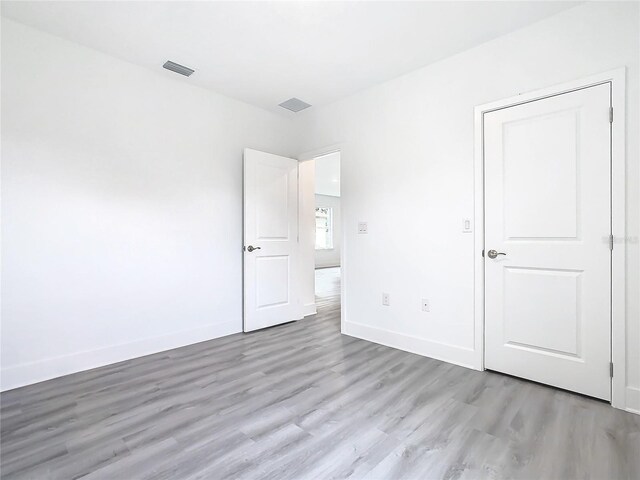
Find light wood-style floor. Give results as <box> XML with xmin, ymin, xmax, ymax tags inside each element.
<box><xmin>1</xmin><ymin>267</ymin><xmax>639</xmax><ymax>479</ymax></box>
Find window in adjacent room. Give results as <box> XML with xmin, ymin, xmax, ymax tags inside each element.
<box><xmin>315</xmin><ymin>207</ymin><xmax>333</xmax><ymax>249</ymax></box>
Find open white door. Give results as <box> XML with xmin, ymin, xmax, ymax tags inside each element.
<box><xmin>484</xmin><ymin>83</ymin><xmax>611</xmax><ymax>400</ymax></box>
<box><xmin>244</xmin><ymin>148</ymin><xmax>300</xmax><ymax>332</ymax></box>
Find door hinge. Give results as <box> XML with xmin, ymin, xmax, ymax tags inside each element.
<box><xmin>609</xmin><ymin>234</ymin><xmax>614</xmax><ymax>251</ymax></box>
<box><xmin>610</xmin><ymin>362</ymin><xmax>614</xmax><ymax>378</ymax></box>
<box><xmin>609</xmin><ymin>107</ymin><xmax>614</xmax><ymax>124</ymax></box>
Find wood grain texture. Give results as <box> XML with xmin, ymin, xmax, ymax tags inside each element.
<box><xmin>1</xmin><ymin>267</ymin><xmax>639</xmax><ymax>479</ymax></box>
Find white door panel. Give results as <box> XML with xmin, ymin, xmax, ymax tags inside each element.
<box><xmin>244</xmin><ymin>149</ymin><xmax>300</xmax><ymax>332</ymax></box>
<box><xmin>484</xmin><ymin>84</ymin><xmax>611</xmax><ymax>400</ymax></box>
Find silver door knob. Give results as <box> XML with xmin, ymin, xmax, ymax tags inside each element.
<box><xmin>487</xmin><ymin>249</ymin><xmax>506</xmax><ymax>259</ymax></box>
<box><xmin>246</xmin><ymin>245</ymin><xmax>261</xmax><ymax>252</ymax></box>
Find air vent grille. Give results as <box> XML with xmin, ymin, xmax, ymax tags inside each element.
<box><xmin>163</xmin><ymin>61</ymin><xmax>195</xmax><ymax>77</ymax></box>
<box><xmin>278</xmin><ymin>98</ymin><xmax>312</xmax><ymax>112</ymax></box>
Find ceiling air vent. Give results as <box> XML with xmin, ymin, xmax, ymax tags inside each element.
<box><xmin>278</xmin><ymin>98</ymin><xmax>312</xmax><ymax>113</ymax></box>
<box><xmin>163</xmin><ymin>61</ymin><xmax>195</xmax><ymax>77</ymax></box>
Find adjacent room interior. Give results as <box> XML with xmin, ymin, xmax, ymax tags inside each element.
<box><xmin>1</xmin><ymin>1</ymin><xmax>639</xmax><ymax>479</ymax></box>
<box><xmin>314</xmin><ymin>151</ymin><xmax>341</xmax><ymax>313</ymax></box>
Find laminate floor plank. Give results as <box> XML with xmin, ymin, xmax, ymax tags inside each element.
<box><xmin>1</xmin><ymin>267</ymin><xmax>638</xmax><ymax>479</ymax></box>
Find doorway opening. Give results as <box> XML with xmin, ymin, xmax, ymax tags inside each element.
<box><xmin>313</xmin><ymin>152</ymin><xmax>341</xmax><ymax>314</ymax></box>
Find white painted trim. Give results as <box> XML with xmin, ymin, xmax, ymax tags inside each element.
<box><xmin>298</xmin><ymin>143</ymin><xmax>342</xmax><ymax>161</ymax></box>
<box><xmin>0</xmin><ymin>321</ymin><xmax>240</xmax><ymax>392</ymax></box>
<box><xmin>343</xmin><ymin>321</ymin><xmax>477</xmax><ymax>370</ymax></box>
<box><xmin>609</xmin><ymin>70</ymin><xmax>627</xmax><ymax>412</ymax></box>
<box><xmin>302</xmin><ymin>302</ymin><xmax>317</xmax><ymax>317</ymax></box>
<box><xmin>298</xmin><ymin>144</ymin><xmax>345</xmax><ymax>330</ymax></box>
<box><xmin>626</xmin><ymin>386</ymin><xmax>640</xmax><ymax>415</ymax></box>
<box><xmin>473</xmin><ymin>68</ymin><xmax>628</xmax><ymax>411</ymax></box>
<box><xmin>473</xmin><ymin>103</ymin><xmax>486</xmax><ymax>372</ymax></box>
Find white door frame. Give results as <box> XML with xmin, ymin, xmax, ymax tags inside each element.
<box><xmin>473</xmin><ymin>68</ymin><xmax>627</xmax><ymax>410</ymax></box>
<box><xmin>298</xmin><ymin>144</ymin><xmax>345</xmax><ymax>329</ymax></box>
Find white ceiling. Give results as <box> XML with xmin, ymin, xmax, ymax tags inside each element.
<box><xmin>315</xmin><ymin>152</ymin><xmax>340</xmax><ymax>197</ymax></box>
<box><xmin>1</xmin><ymin>1</ymin><xmax>579</xmax><ymax>115</ymax></box>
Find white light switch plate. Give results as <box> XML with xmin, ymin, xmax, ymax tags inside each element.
<box><xmin>421</xmin><ymin>298</ymin><xmax>430</xmax><ymax>312</ymax></box>
<box><xmin>462</xmin><ymin>218</ymin><xmax>472</xmax><ymax>233</ymax></box>
<box><xmin>358</xmin><ymin>222</ymin><xmax>368</xmax><ymax>234</ymax></box>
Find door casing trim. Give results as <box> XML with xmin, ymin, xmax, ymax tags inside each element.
<box><xmin>473</xmin><ymin>68</ymin><xmax>627</xmax><ymax>410</ymax></box>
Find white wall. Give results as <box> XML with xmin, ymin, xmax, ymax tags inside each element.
<box><xmin>0</xmin><ymin>19</ymin><xmax>298</xmax><ymax>391</ymax></box>
<box><xmin>315</xmin><ymin>194</ymin><xmax>341</xmax><ymax>269</ymax></box>
<box><xmin>294</xmin><ymin>2</ymin><xmax>640</xmax><ymax>412</ymax></box>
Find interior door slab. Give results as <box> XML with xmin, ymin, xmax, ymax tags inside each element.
<box><xmin>484</xmin><ymin>83</ymin><xmax>611</xmax><ymax>400</ymax></box>
<box><xmin>244</xmin><ymin>148</ymin><xmax>300</xmax><ymax>332</ymax></box>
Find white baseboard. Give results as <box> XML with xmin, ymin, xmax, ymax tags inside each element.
<box><xmin>626</xmin><ymin>386</ymin><xmax>640</xmax><ymax>415</ymax></box>
<box><xmin>342</xmin><ymin>321</ymin><xmax>479</xmax><ymax>371</ymax></box>
<box><xmin>0</xmin><ymin>320</ymin><xmax>240</xmax><ymax>392</ymax></box>
<box><xmin>302</xmin><ymin>302</ymin><xmax>317</xmax><ymax>317</ymax></box>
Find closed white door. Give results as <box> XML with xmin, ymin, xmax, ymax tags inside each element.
<box><xmin>244</xmin><ymin>148</ymin><xmax>301</xmax><ymax>332</ymax></box>
<box><xmin>484</xmin><ymin>83</ymin><xmax>611</xmax><ymax>400</ymax></box>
